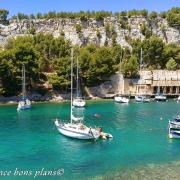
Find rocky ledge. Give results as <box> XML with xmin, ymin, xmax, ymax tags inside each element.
<box><xmin>0</xmin><ymin>16</ymin><xmax>179</xmax><ymax>47</ymax></box>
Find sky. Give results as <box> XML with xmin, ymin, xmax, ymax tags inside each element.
<box><xmin>0</xmin><ymin>0</ymin><xmax>180</xmax><ymax>17</ymax></box>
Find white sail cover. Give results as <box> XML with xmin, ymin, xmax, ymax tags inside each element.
<box><xmin>71</xmin><ymin>115</ymin><xmax>83</xmax><ymax>122</ymax></box>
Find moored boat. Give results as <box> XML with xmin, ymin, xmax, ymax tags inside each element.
<box><xmin>135</xmin><ymin>95</ymin><xmax>151</xmax><ymax>103</ymax></box>
<box><xmin>168</xmin><ymin>117</ymin><xmax>180</xmax><ymax>138</ymax></box>
<box><xmin>169</xmin><ymin>129</ymin><xmax>180</xmax><ymax>139</ymax></box>
<box><xmin>177</xmin><ymin>96</ymin><xmax>180</xmax><ymax>103</ymax></box>
<box><xmin>55</xmin><ymin>120</ymin><xmax>100</xmax><ymax>140</ymax></box>
<box><xmin>72</xmin><ymin>57</ymin><xmax>86</xmax><ymax>108</ymax></box>
<box><xmin>114</xmin><ymin>95</ymin><xmax>130</xmax><ymax>103</ymax></box>
<box><xmin>73</xmin><ymin>97</ymin><xmax>86</xmax><ymax>107</ymax></box>
<box><xmin>17</xmin><ymin>65</ymin><xmax>31</xmax><ymax>111</ymax></box>
<box><xmin>155</xmin><ymin>93</ymin><xmax>167</xmax><ymax>102</ymax></box>
<box><xmin>155</xmin><ymin>86</ymin><xmax>166</xmax><ymax>102</ymax></box>
<box><xmin>55</xmin><ymin>49</ymin><xmax>100</xmax><ymax>140</ymax></box>
<box><xmin>135</xmin><ymin>49</ymin><xmax>150</xmax><ymax>103</ymax></box>
<box><xmin>114</xmin><ymin>51</ymin><xmax>130</xmax><ymax>104</ymax></box>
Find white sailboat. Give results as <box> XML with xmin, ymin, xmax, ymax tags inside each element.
<box><xmin>135</xmin><ymin>48</ymin><xmax>150</xmax><ymax>103</ymax></box>
<box><xmin>114</xmin><ymin>95</ymin><xmax>130</xmax><ymax>103</ymax></box>
<box><xmin>17</xmin><ymin>65</ymin><xmax>31</xmax><ymax>111</ymax></box>
<box><xmin>72</xmin><ymin>57</ymin><xmax>86</xmax><ymax>107</ymax></box>
<box><xmin>114</xmin><ymin>51</ymin><xmax>130</xmax><ymax>103</ymax></box>
<box><xmin>155</xmin><ymin>86</ymin><xmax>166</xmax><ymax>101</ymax></box>
<box><xmin>55</xmin><ymin>49</ymin><xmax>100</xmax><ymax>140</ymax></box>
<box><xmin>114</xmin><ymin>76</ymin><xmax>130</xmax><ymax>103</ymax></box>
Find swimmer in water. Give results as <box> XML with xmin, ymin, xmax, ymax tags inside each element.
<box><xmin>94</xmin><ymin>113</ymin><xmax>101</xmax><ymax>118</ymax></box>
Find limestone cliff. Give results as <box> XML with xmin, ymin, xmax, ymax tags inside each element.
<box><xmin>0</xmin><ymin>16</ymin><xmax>179</xmax><ymax>47</ymax></box>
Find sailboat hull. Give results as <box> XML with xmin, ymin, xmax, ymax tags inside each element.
<box><xmin>17</xmin><ymin>65</ymin><xmax>32</xmax><ymax>111</ymax></box>
<box><xmin>17</xmin><ymin>105</ymin><xmax>31</xmax><ymax>111</ymax></box>
<box><xmin>114</xmin><ymin>96</ymin><xmax>129</xmax><ymax>103</ymax></box>
<box><xmin>73</xmin><ymin>99</ymin><xmax>86</xmax><ymax>107</ymax></box>
<box><xmin>55</xmin><ymin>121</ymin><xmax>100</xmax><ymax>140</ymax></box>
<box><xmin>17</xmin><ymin>100</ymin><xmax>31</xmax><ymax>111</ymax></box>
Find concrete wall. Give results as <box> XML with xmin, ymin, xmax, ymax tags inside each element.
<box><xmin>86</xmin><ymin>70</ymin><xmax>180</xmax><ymax>98</ymax></box>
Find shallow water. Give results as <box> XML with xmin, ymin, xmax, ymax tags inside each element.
<box><xmin>0</xmin><ymin>100</ymin><xmax>180</xmax><ymax>179</ymax></box>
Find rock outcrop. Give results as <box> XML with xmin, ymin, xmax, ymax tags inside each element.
<box><xmin>0</xmin><ymin>16</ymin><xmax>180</xmax><ymax>47</ymax></box>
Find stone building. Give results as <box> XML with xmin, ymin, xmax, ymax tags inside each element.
<box><xmin>79</xmin><ymin>70</ymin><xmax>180</xmax><ymax>98</ymax></box>
<box><xmin>124</xmin><ymin>70</ymin><xmax>180</xmax><ymax>95</ymax></box>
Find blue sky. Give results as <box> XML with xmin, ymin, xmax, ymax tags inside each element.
<box><xmin>0</xmin><ymin>0</ymin><xmax>180</xmax><ymax>17</ymax></box>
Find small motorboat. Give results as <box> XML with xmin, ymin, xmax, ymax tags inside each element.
<box><xmin>168</xmin><ymin>118</ymin><xmax>180</xmax><ymax>138</ymax></box>
<box><xmin>155</xmin><ymin>86</ymin><xmax>167</xmax><ymax>102</ymax></box>
<box><xmin>135</xmin><ymin>95</ymin><xmax>150</xmax><ymax>103</ymax></box>
<box><xmin>170</xmin><ymin>118</ymin><xmax>180</xmax><ymax>126</ymax></box>
<box><xmin>169</xmin><ymin>121</ymin><xmax>180</xmax><ymax>129</ymax></box>
<box><xmin>155</xmin><ymin>93</ymin><xmax>167</xmax><ymax>102</ymax></box>
<box><xmin>169</xmin><ymin>122</ymin><xmax>180</xmax><ymax>129</ymax></box>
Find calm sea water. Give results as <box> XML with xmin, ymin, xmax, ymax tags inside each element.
<box><xmin>0</xmin><ymin>100</ymin><xmax>180</xmax><ymax>179</ymax></box>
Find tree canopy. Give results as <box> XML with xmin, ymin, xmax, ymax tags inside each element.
<box><xmin>0</xmin><ymin>7</ymin><xmax>180</xmax><ymax>96</ymax></box>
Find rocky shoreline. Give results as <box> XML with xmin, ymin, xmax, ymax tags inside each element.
<box><xmin>0</xmin><ymin>93</ymin><xmax>178</xmax><ymax>105</ymax></box>
<box><xmin>94</xmin><ymin>160</ymin><xmax>180</xmax><ymax>180</ymax></box>
<box><xmin>0</xmin><ymin>93</ymin><xmax>105</xmax><ymax>104</ymax></box>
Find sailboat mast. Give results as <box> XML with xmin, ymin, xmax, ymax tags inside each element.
<box><xmin>76</xmin><ymin>57</ymin><xmax>79</xmax><ymax>98</ymax></box>
<box><xmin>70</xmin><ymin>49</ymin><xmax>73</xmax><ymax>123</ymax></box>
<box><xmin>139</xmin><ymin>48</ymin><xmax>143</xmax><ymax>94</ymax></box>
<box><xmin>118</xmin><ymin>50</ymin><xmax>123</xmax><ymax>94</ymax></box>
<box><xmin>22</xmin><ymin>65</ymin><xmax>26</xmax><ymax>97</ymax></box>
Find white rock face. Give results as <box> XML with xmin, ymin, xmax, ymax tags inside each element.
<box><xmin>0</xmin><ymin>16</ymin><xmax>179</xmax><ymax>47</ymax></box>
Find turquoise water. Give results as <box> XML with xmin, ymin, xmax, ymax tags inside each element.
<box><xmin>0</xmin><ymin>100</ymin><xmax>180</xmax><ymax>179</ymax></box>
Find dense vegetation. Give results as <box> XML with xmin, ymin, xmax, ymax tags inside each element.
<box><xmin>7</xmin><ymin>7</ymin><xmax>180</xmax><ymax>29</ymax></box>
<box><xmin>0</xmin><ymin>7</ymin><xmax>180</xmax><ymax>96</ymax></box>
<box><xmin>0</xmin><ymin>9</ymin><xmax>9</xmax><ymax>24</ymax></box>
<box><xmin>0</xmin><ymin>34</ymin><xmax>179</xmax><ymax>96</ymax></box>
